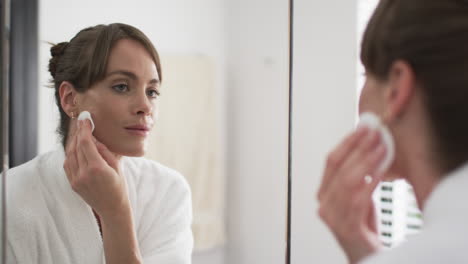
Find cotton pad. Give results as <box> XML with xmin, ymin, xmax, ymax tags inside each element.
<box><xmin>78</xmin><ymin>111</ymin><xmax>95</xmax><ymax>132</ymax></box>
<box><xmin>357</xmin><ymin>112</ymin><xmax>395</xmax><ymax>174</ymax></box>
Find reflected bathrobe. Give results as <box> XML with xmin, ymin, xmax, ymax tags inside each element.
<box><xmin>361</xmin><ymin>162</ymin><xmax>468</xmax><ymax>263</ymax></box>
<box><xmin>6</xmin><ymin>148</ymin><xmax>193</xmax><ymax>264</ymax></box>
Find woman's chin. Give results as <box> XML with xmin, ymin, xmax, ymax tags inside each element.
<box><xmin>119</xmin><ymin>148</ymin><xmax>145</xmax><ymax>157</ymax></box>
<box><xmin>106</xmin><ymin>143</ymin><xmax>145</xmax><ymax>157</ymax></box>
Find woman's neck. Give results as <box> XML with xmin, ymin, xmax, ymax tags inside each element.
<box><xmin>397</xmin><ymin>133</ymin><xmax>442</xmax><ymax>210</ymax></box>
<box><xmin>391</xmin><ymin>94</ymin><xmax>442</xmax><ymax>210</ymax></box>
<box><xmin>405</xmin><ymin>165</ymin><xmax>440</xmax><ymax>210</ymax></box>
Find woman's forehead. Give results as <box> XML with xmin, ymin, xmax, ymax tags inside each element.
<box><xmin>106</xmin><ymin>40</ymin><xmax>159</xmax><ymax>80</ymax></box>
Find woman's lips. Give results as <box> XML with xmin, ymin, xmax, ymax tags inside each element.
<box><xmin>124</xmin><ymin>125</ymin><xmax>150</xmax><ymax>137</ymax></box>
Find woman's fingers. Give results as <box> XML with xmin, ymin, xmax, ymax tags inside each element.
<box><xmin>318</xmin><ymin>127</ymin><xmax>370</xmax><ymax>201</ymax></box>
<box><xmin>366</xmin><ymin>197</ymin><xmax>378</xmax><ymax>233</ymax></box>
<box><xmin>68</xmin><ymin>126</ymin><xmax>80</xmax><ymax>171</ymax></box>
<box><xmin>96</xmin><ymin>141</ymin><xmax>119</xmax><ymax>170</ymax></box>
<box><xmin>317</xmin><ymin>127</ymin><xmax>387</xmax><ymax>263</ymax></box>
<box><xmin>326</xmin><ymin>136</ymin><xmax>385</xmax><ymax>214</ymax></box>
<box><xmin>319</xmin><ymin>128</ymin><xmax>386</xmax><ymax>225</ymax></box>
<box><xmin>335</xmin><ymin>129</ymin><xmax>383</xmax><ymax>190</ymax></box>
<box><xmin>63</xmin><ymin>119</ymin><xmax>130</xmax><ymax>217</ymax></box>
<box><xmin>358</xmin><ymin>147</ymin><xmax>386</xmax><ymax>210</ymax></box>
<box><xmin>65</xmin><ymin>119</ymin><xmax>78</xmax><ymax>154</ymax></box>
<box><xmin>64</xmin><ymin>121</ymin><xmax>81</xmax><ymax>189</ymax></box>
<box><xmin>76</xmin><ymin>122</ymin><xmax>89</xmax><ymax>168</ymax></box>
<box><xmin>321</xmin><ymin>136</ymin><xmax>385</xmax><ymax>234</ymax></box>
<box><xmin>78</xmin><ymin>119</ymin><xmax>106</xmax><ymax>166</ymax></box>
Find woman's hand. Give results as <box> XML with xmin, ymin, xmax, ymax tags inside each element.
<box><xmin>63</xmin><ymin>119</ymin><xmax>130</xmax><ymax>218</ymax></box>
<box><xmin>317</xmin><ymin>127</ymin><xmax>386</xmax><ymax>264</ymax></box>
<box><xmin>63</xmin><ymin>119</ymin><xmax>142</xmax><ymax>263</ymax></box>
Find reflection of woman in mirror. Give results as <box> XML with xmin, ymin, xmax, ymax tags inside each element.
<box><xmin>318</xmin><ymin>0</ymin><xmax>468</xmax><ymax>263</ymax></box>
<box><xmin>7</xmin><ymin>24</ymin><xmax>192</xmax><ymax>263</ymax></box>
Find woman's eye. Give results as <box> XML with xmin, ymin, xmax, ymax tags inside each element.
<box><xmin>112</xmin><ymin>84</ymin><xmax>129</xmax><ymax>93</ymax></box>
<box><xmin>147</xmin><ymin>89</ymin><xmax>160</xmax><ymax>98</ymax></box>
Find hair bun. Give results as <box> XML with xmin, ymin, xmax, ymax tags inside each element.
<box><xmin>50</xmin><ymin>42</ymin><xmax>69</xmax><ymax>57</ymax></box>
<box><xmin>49</xmin><ymin>42</ymin><xmax>69</xmax><ymax>79</ymax></box>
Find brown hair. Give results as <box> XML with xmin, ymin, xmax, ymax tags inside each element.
<box><xmin>48</xmin><ymin>23</ymin><xmax>162</xmax><ymax>147</ymax></box>
<box><xmin>361</xmin><ymin>0</ymin><xmax>468</xmax><ymax>173</ymax></box>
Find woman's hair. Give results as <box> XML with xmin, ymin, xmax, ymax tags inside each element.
<box><xmin>361</xmin><ymin>0</ymin><xmax>468</xmax><ymax>173</ymax></box>
<box><xmin>48</xmin><ymin>23</ymin><xmax>162</xmax><ymax>147</ymax></box>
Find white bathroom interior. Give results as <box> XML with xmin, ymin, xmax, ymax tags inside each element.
<box><xmin>0</xmin><ymin>0</ymin><xmax>421</xmax><ymax>263</ymax></box>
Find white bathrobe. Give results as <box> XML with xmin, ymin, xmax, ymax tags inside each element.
<box><xmin>361</xmin><ymin>162</ymin><xmax>468</xmax><ymax>263</ymax></box>
<box><xmin>6</xmin><ymin>148</ymin><xmax>193</xmax><ymax>264</ymax></box>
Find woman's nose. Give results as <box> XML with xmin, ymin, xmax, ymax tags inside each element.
<box><xmin>133</xmin><ymin>92</ymin><xmax>153</xmax><ymax>116</ymax></box>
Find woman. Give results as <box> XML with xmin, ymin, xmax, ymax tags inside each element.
<box><xmin>6</xmin><ymin>24</ymin><xmax>193</xmax><ymax>263</ymax></box>
<box><xmin>318</xmin><ymin>0</ymin><xmax>468</xmax><ymax>263</ymax></box>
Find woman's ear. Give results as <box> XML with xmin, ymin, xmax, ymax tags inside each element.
<box><xmin>59</xmin><ymin>81</ymin><xmax>78</xmax><ymax>118</ymax></box>
<box><xmin>384</xmin><ymin>60</ymin><xmax>416</xmax><ymax>123</ymax></box>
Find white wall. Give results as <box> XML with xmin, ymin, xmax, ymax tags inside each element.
<box><xmin>225</xmin><ymin>0</ymin><xmax>289</xmax><ymax>263</ymax></box>
<box><xmin>291</xmin><ymin>1</ymin><xmax>357</xmax><ymax>263</ymax></box>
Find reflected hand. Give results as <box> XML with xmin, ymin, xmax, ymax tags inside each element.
<box><xmin>63</xmin><ymin>119</ymin><xmax>130</xmax><ymax>218</ymax></box>
<box><xmin>317</xmin><ymin>127</ymin><xmax>385</xmax><ymax>264</ymax></box>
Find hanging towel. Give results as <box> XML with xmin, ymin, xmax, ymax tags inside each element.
<box><xmin>145</xmin><ymin>54</ymin><xmax>226</xmax><ymax>251</ymax></box>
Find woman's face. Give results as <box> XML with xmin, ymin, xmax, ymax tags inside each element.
<box><xmin>358</xmin><ymin>73</ymin><xmax>387</xmax><ymax>116</ymax></box>
<box><xmin>76</xmin><ymin>39</ymin><xmax>160</xmax><ymax>157</ymax></box>
<box><xmin>359</xmin><ymin>72</ymin><xmax>403</xmax><ymax>179</ymax></box>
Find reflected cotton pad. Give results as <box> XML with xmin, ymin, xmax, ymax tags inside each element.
<box><xmin>357</xmin><ymin>112</ymin><xmax>395</xmax><ymax>174</ymax></box>
<box><xmin>78</xmin><ymin>111</ymin><xmax>95</xmax><ymax>132</ymax></box>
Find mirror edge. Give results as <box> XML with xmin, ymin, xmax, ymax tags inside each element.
<box><xmin>1</xmin><ymin>0</ymin><xmax>11</xmax><ymax>261</ymax></box>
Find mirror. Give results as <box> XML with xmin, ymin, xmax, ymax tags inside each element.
<box><xmin>290</xmin><ymin>1</ymin><xmax>423</xmax><ymax>262</ymax></box>
<box><xmin>5</xmin><ymin>0</ymin><xmax>291</xmax><ymax>263</ymax></box>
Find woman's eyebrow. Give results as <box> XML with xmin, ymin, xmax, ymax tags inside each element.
<box><xmin>107</xmin><ymin>70</ymin><xmax>160</xmax><ymax>84</ymax></box>
<box><xmin>149</xmin><ymin>79</ymin><xmax>160</xmax><ymax>85</ymax></box>
<box><xmin>107</xmin><ymin>70</ymin><xmax>138</xmax><ymax>80</ymax></box>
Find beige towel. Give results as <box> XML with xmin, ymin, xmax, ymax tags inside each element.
<box><xmin>145</xmin><ymin>54</ymin><xmax>225</xmax><ymax>251</ymax></box>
